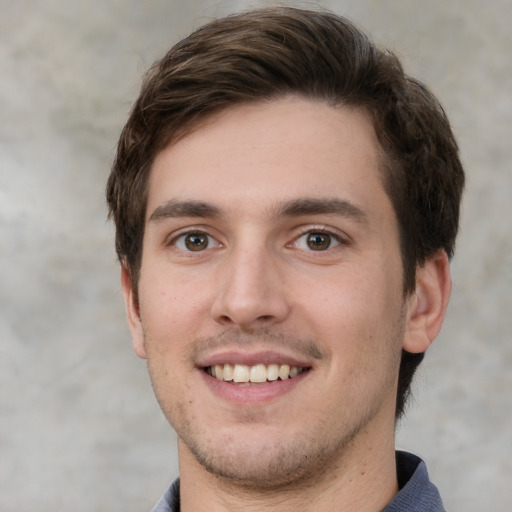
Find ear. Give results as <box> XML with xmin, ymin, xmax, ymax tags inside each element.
<box><xmin>121</xmin><ymin>265</ymin><xmax>147</xmax><ymax>359</ymax></box>
<box><xmin>403</xmin><ymin>250</ymin><xmax>452</xmax><ymax>354</ymax></box>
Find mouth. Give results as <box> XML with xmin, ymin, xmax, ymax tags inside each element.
<box><xmin>204</xmin><ymin>363</ymin><xmax>310</xmax><ymax>384</ymax></box>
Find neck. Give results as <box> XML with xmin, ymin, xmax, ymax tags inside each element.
<box><xmin>178</xmin><ymin>429</ymin><xmax>398</xmax><ymax>512</ymax></box>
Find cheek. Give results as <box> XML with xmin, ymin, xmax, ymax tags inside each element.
<box><xmin>299</xmin><ymin>263</ymin><xmax>404</xmax><ymax>358</ymax></box>
<box><xmin>302</xmin><ymin>266</ymin><xmax>389</xmax><ymax>323</ymax></box>
<box><xmin>139</xmin><ymin>264</ymin><xmax>209</xmax><ymax>334</ymax></box>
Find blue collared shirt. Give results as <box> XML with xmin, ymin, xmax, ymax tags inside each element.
<box><xmin>152</xmin><ymin>451</ymin><xmax>445</xmax><ymax>511</ymax></box>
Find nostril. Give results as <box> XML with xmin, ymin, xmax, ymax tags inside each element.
<box><xmin>218</xmin><ymin>315</ymin><xmax>234</xmax><ymax>324</ymax></box>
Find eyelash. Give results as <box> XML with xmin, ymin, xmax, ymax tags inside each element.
<box><xmin>290</xmin><ymin>227</ymin><xmax>347</xmax><ymax>252</ymax></box>
<box><xmin>168</xmin><ymin>230</ymin><xmax>221</xmax><ymax>252</ymax></box>
<box><xmin>166</xmin><ymin>226</ymin><xmax>349</xmax><ymax>253</ymax></box>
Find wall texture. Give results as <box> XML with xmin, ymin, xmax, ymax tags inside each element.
<box><xmin>1</xmin><ymin>1</ymin><xmax>511</xmax><ymax>510</ymax></box>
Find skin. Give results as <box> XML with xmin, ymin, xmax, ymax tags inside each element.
<box><xmin>122</xmin><ymin>96</ymin><xmax>451</xmax><ymax>512</ymax></box>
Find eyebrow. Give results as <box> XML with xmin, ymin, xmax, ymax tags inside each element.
<box><xmin>149</xmin><ymin>200</ymin><xmax>222</xmax><ymax>222</ymax></box>
<box><xmin>148</xmin><ymin>197</ymin><xmax>367</xmax><ymax>224</ymax></box>
<box><xmin>275</xmin><ymin>197</ymin><xmax>368</xmax><ymax>223</ymax></box>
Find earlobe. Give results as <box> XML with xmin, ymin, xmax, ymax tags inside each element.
<box><xmin>403</xmin><ymin>251</ymin><xmax>452</xmax><ymax>354</ymax></box>
<box><xmin>121</xmin><ymin>265</ymin><xmax>147</xmax><ymax>359</ymax></box>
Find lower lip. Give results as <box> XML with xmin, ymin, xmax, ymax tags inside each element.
<box><xmin>199</xmin><ymin>369</ymin><xmax>309</xmax><ymax>404</ymax></box>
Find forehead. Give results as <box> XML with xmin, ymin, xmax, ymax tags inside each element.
<box><xmin>147</xmin><ymin>96</ymin><xmax>388</xmax><ymax>220</ymax></box>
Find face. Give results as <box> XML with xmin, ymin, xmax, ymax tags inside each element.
<box><xmin>124</xmin><ymin>97</ymin><xmax>417</xmax><ymax>487</ymax></box>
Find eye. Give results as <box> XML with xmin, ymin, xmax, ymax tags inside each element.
<box><xmin>174</xmin><ymin>232</ymin><xmax>217</xmax><ymax>252</ymax></box>
<box><xmin>295</xmin><ymin>231</ymin><xmax>341</xmax><ymax>251</ymax></box>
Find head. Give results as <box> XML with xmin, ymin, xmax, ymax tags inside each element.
<box><xmin>107</xmin><ymin>7</ymin><xmax>464</xmax><ymax>421</ymax></box>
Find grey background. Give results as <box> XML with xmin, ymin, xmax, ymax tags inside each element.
<box><xmin>1</xmin><ymin>0</ymin><xmax>511</xmax><ymax>510</ymax></box>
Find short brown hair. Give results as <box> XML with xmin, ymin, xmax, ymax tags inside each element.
<box><xmin>106</xmin><ymin>6</ymin><xmax>464</xmax><ymax>419</ymax></box>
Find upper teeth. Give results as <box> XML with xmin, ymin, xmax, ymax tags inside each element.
<box><xmin>206</xmin><ymin>363</ymin><xmax>304</xmax><ymax>383</ymax></box>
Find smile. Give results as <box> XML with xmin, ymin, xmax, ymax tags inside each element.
<box><xmin>205</xmin><ymin>363</ymin><xmax>309</xmax><ymax>384</ymax></box>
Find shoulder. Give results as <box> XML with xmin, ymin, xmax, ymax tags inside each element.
<box><xmin>151</xmin><ymin>478</ymin><xmax>181</xmax><ymax>512</ymax></box>
<box><xmin>383</xmin><ymin>451</ymin><xmax>446</xmax><ymax>512</ymax></box>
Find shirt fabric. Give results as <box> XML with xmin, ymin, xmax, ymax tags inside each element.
<box><xmin>151</xmin><ymin>451</ymin><xmax>445</xmax><ymax>512</ymax></box>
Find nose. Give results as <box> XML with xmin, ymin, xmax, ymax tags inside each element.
<box><xmin>210</xmin><ymin>243</ymin><xmax>291</xmax><ymax>330</ymax></box>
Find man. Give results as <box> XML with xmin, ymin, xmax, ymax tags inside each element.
<box><xmin>106</xmin><ymin>6</ymin><xmax>464</xmax><ymax>511</ymax></box>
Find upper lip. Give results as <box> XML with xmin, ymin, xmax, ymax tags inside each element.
<box><xmin>196</xmin><ymin>349</ymin><xmax>314</xmax><ymax>369</ymax></box>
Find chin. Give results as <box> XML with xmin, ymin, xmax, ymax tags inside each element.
<box><xmin>177</xmin><ymin>422</ymin><xmax>359</xmax><ymax>489</ymax></box>
<box><xmin>193</xmin><ymin>441</ymin><xmax>319</xmax><ymax>488</ymax></box>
